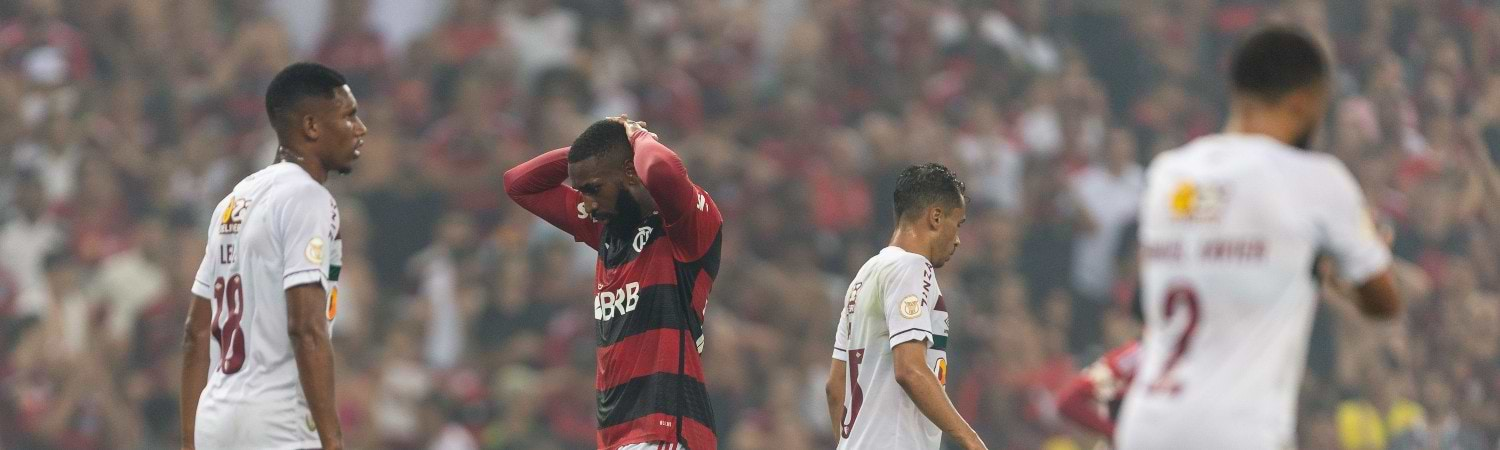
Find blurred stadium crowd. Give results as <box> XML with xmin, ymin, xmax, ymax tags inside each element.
<box><xmin>1</xmin><ymin>0</ymin><xmax>1499</xmax><ymax>448</ymax></box>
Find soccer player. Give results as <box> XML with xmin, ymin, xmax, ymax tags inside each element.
<box><xmin>826</xmin><ymin>163</ymin><xmax>985</xmax><ymax>450</ymax></box>
<box><xmin>503</xmin><ymin>117</ymin><xmax>723</xmax><ymax>449</ymax></box>
<box><xmin>1115</xmin><ymin>26</ymin><xmax>1400</xmax><ymax>450</ymax></box>
<box><xmin>1056</xmin><ymin>340</ymin><xmax>1139</xmax><ymax>442</ymax></box>
<box><xmin>181</xmin><ymin>63</ymin><xmax>365</xmax><ymax>450</ymax></box>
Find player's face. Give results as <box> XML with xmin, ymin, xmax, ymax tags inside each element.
<box><xmin>570</xmin><ymin>157</ymin><xmax>634</xmax><ymax>223</ymax></box>
<box><xmin>931</xmin><ymin>206</ymin><xmax>966</xmax><ymax>268</ymax></box>
<box><xmin>317</xmin><ymin>86</ymin><xmax>366</xmax><ymax>174</ymax></box>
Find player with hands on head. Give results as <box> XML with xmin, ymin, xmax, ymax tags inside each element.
<box><xmin>504</xmin><ymin>115</ymin><xmax>724</xmax><ymax>450</ymax></box>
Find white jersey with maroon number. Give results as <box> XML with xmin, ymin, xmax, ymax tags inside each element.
<box><xmin>832</xmin><ymin>247</ymin><xmax>951</xmax><ymax>450</ymax></box>
<box><xmin>1116</xmin><ymin>134</ymin><xmax>1391</xmax><ymax>450</ymax></box>
<box><xmin>189</xmin><ymin>162</ymin><xmax>342</xmax><ymax>450</ymax></box>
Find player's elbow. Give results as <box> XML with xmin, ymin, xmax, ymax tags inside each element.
<box><xmin>501</xmin><ymin>166</ymin><xmax>525</xmax><ymax>197</ymax></box>
<box><xmin>893</xmin><ymin>362</ymin><xmax>931</xmax><ymax>390</ymax></box>
<box><xmin>287</xmin><ymin>319</ymin><xmax>329</xmax><ymax>349</ymax></box>
<box><xmin>1355</xmin><ymin>272</ymin><xmax>1402</xmax><ymax>320</ymax></box>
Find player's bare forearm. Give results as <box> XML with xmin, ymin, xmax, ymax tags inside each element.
<box><xmin>180</xmin><ymin>296</ymin><xmax>213</xmax><ymax>449</ymax></box>
<box><xmin>826</xmin><ymin>359</ymin><xmax>847</xmax><ymax>440</ymax></box>
<box><xmin>892</xmin><ymin>342</ymin><xmax>986</xmax><ymax>450</ymax></box>
<box><xmin>630</xmin><ymin>133</ymin><xmax>699</xmax><ymax>223</ymax></box>
<box><xmin>287</xmin><ymin>284</ymin><xmax>342</xmax><ymax>450</ymax></box>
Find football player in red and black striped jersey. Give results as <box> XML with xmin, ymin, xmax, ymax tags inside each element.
<box><xmin>504</xmin><ymin>117</ymin><xmax>722</xmax><ymax>450</ymax></box>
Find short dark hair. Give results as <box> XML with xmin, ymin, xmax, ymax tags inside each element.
<box><xmin>264</xmin><ymin>62</ymin><xmax>348</xmax><ymax>135</ymax></box>
<box><xmin>567</xmin><ymin>120</ymin><xmax>631</xmax><ymax>163</ymax></box>
<box><xmin>1229</xmin><ymin>26</ymin><xmax>1327</xmax><ymax>100</ymax></box>
<box><xmin>893</xmin><ymin>163</ymin><xmax>966</xmax><ymax>221</ymax></box>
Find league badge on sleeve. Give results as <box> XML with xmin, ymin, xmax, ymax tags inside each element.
<box><xmin>900</xmin><ymin>295</ymin><xmax>923</xmax><ymax>319</ymax></box>
<box><xmin>306</xmin><ymin>237</ymin><xmax>325</xmax><ymax>264</ymax></box>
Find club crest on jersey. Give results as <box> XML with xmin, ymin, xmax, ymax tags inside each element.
<box><xmin>1168</xmin><ymin>180</ymin><xmax>1227</xmax><ymax>221</ymax></box>
<box><xmin>900</xmin><ymin>295</ymin><xmax>923</xmax><ymax>319</ymax></box>
<box><xmin>219</xmin><ymin>196</ymin><xmax>251</xmax><ymax>234</ymax></box>
<box><xmin>306</xmin><ymin>237</ymin><xmax>325</xmax><ymax>264</ymax></box>
<box><xmin>633</xmin><ymin>226</ymin><xmax>653</xmax><ymax>252</ymax></box>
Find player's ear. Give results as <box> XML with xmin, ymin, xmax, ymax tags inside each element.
<box><xmin>927</xmin><ymin>207</ymin><xmax>943</xmax><ymax>230</ymax></box>
<box><xmin>303</xmin><ymin>113</ymin><xmax>320</xmax><ymax>141</ymax></box>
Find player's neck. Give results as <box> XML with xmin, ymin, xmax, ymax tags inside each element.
<box><xmin>1224</xmin><ymin>104</ymin><xmax>1301</xmax><ymax>148</ymax></box>
<box><xmin>889</xmin><ymin>226</ymin><xmax>937</xmax><ymax>264</ymax></box>
<box><xmin>280</xmin><ymin>144</ymin><xmax>329</xmax><ymax>184</ymax></box>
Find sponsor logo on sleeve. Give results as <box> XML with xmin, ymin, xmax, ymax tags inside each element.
<box><xmin>219</xmin><ymin>196</ymin><xmax>251</xmax><ymax>234</ymax></box>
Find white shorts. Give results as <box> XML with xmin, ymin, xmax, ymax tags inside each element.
<box><xmin>194</xmin><ymin>398</ymin><xmax>321</xmax><ymax>450</ymax></box>
<box><xmin>617</xmin><ymin>442</ymin><xmax>688</xmax><ymax>450</ymax></box>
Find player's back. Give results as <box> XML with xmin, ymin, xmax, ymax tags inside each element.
<box><xmin>835</xmin><ymin>247</ymin><xmax>948</xmax><ymax>450</ymax></box>
<box><xmin>191</xmin><ymin>162</ymin><xmax>339</xmax><ymax>449</ymax></box>
<box><xmin>1117</xmin><ymin>134</ymin><xmax>1386</xmax><ymax>450</ymax></box>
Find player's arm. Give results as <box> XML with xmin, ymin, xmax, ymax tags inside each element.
<box><xmin>502</xmin><ymin>148</ymin><xmax>601</xmax><ymax>248</ymax></box>
<box><xmin>1056</xmin><ymin>362</ymin><xmax>1115</xmax><ymax>436</ymax></box>
<box><xmin>630</xmin><ymin>131</ymin><xmax>698</xmax><ymax>222</ymax></box>
<box><xmin>181</xmin><ymin>226</ymin><xmax>221</xmax><ymax>450</ymax></box>
<box><xmin>880</xmin><ymin>260</ymin><xmax>985</xmax><ymax>450</ymax></box>
<box><xmin>892</xmin><ymin>342</ymin><xmax>985</xmax><ymax>450</ymax></box>
<box><xmin>277</xmin><ymin>185</ymin><xmax>343</xmax><ymax>449</ymax></box>
<box><xmin>287</xmin><ymin>283</ymin><xmax>342</xmax><ymax>450</ymax></box>
<box><xmin>1317</xmin><ymin>159</ymin><xmax>1401</xmax><ymax>319</ymax></box>
<box><xmin>826</xmin><ymin>358</ymin><xmax>847</xmax><ymax>439</ymax></box>
<box><xmin>180</xmin><ymin>295</ymin><xmax>212</xmax><ymax>450</ymax></box>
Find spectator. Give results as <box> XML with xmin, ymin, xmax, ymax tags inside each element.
<box><xmin>0</xmin><ymin>170</ymin><xmax>61</xmax><ymax>319</ymax></box>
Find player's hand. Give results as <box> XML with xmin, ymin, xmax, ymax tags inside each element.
<box><xmin>607</xmin><ymin>114</ymin><xmax>657</xmax><ymax>141</ymax></box>
<box><xmin>955</xmin><ymin>432</ymin><xmax>988</xmax><ymax>450</ymax></box>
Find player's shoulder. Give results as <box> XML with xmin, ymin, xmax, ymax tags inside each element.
<box><xmin>869</xmin><ymin>247</ymin><xmax>935</xmax><ymax>283</ymax></box>
<box><xmin>874</xmin><ymin>247</ymin><xmax>931</xmax><ymax>269</ymax></box>
<box><xmin>260</xmin><ymin>164</ymin><xmax>334</xmax><ymax>204</ymax></box>
<box><xmin>1152</xmin><ymin>134</ymin><xmax>1348</xmax><ymax>178</ymax></box>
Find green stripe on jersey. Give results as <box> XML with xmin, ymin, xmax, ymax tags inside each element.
<box><xmin>329</xmin><ymin>265</ymin><xmax>341</xmax><ymax>282</ymax></box>
<box><xmin>933</xmin><ymin>334</ymin><xmax>948</xmax><ymax>351</ymax></box>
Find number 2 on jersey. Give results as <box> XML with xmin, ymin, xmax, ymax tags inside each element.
<box><xmin>841</xmin><ymin>349</ymin><xmax>866</xmax><ymax>438</ymax></box>
<box><xmin>211</xmin><ymin>275</ymin><xmax>248</xmax><ymax>374</ymax></box>
<box><xmin>1148</xmin><ymin>285</ymin><xmax>1200</xmax><ymax>395</ymax></box>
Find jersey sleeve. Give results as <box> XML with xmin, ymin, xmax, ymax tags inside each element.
<box><xmin>832</xmin><ymin>307</ymin><xmax>851</xmax><ymax>361</ymax></box>
<box><xmin>191</xmin><ymin>237</ymin><xmax>216</xmax><ymax>299</ymax></box>
<box><xmin>190</xmin><ymin>198</ymin><xmax>229</xmax><ymax>300</ymax></box>
<box><xmin>276</xmin><ymin>183</ymin><xmax>338</xmax><ymax>290</ymax></box>
<box><xmin>631</xmin><ymin>132</ymin><xmax>722</xmax><ymax>261</ymax></box>
<box><xmin>883</xmin><ymin>257</ymin><xmax>936</xmax><ymax>349</ymax></box>
<box><xmin>503</xmin><ymin>148</ymin><xmax>602</xmax><ymax>249</ymax></box>
<box><xmin>1313</xmin><ymin>159</ymin><xmax>1391</xmax><ymax>283</ymax></box>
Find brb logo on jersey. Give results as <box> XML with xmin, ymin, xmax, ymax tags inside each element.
<box><xmin>595</xmin><ymin>282</ymin><xmax>641</xmax><ymax>321</ymax></box>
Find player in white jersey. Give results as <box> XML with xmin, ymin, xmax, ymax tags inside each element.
<box><xmin>181</xmin><ymin>63</ymin><xmax>366</xmax><ymax>450</ymax></box>
<box><xmin>1116</xmin><ymin>27</ymin><xmax>1400</xmax><ymax>450</ymax></box>
<box><xmin>826</xmin><ymin>164</ymin><xmax>986</xmax><ymax>450</ymax></box>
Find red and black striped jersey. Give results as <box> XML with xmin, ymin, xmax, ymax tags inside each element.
<box><xmin>504</xmin><ymin>132</ymin><xmax>723</xmax><ymax>449</ymax></box>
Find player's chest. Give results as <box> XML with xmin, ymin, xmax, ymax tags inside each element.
<box><xmin>595</xmin><ymin>218</ymin><xmax>673</xmax><ymax>289</ymax></box>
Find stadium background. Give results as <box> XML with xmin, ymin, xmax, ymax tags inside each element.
<box><xmin>1</xmin><ymin>0</ymin><xmax>1499</xmax><ymax>448</ymax></box>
